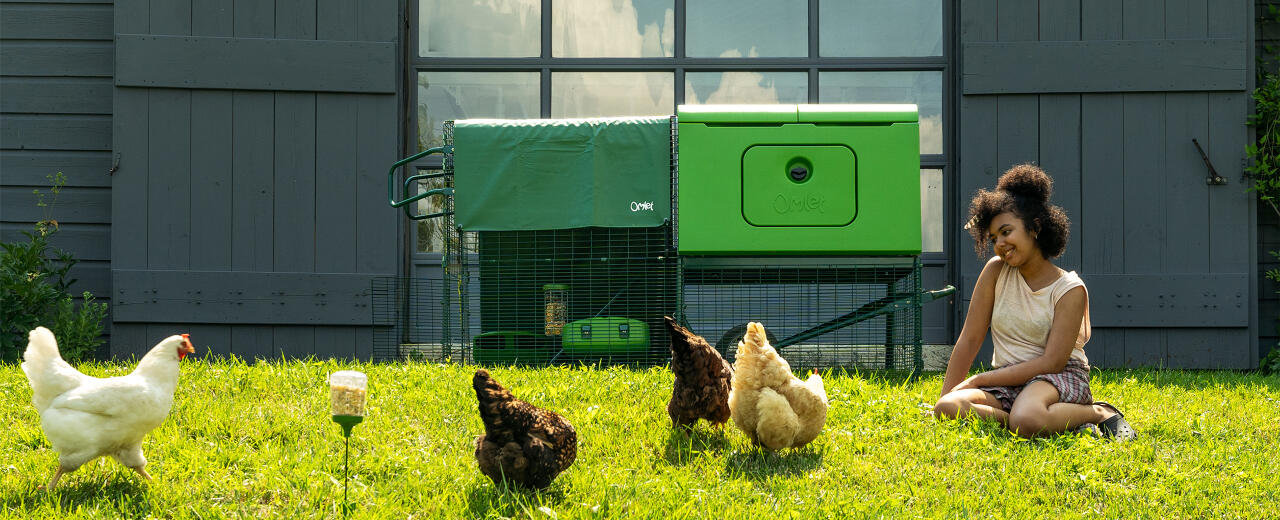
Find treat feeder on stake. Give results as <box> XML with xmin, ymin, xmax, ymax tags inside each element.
<box><xmin>329</xmin><ymin>370</ymin><xmax>367</xmax><ymax>516</ymax></box>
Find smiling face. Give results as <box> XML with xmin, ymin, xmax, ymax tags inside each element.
<box><xmin>987</xmin><ymin>211</ymin><xmax>1041</xmax><ymax>267</ymax></box>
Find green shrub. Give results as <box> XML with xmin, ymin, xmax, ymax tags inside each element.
<box><xmin>0</xmin><ymin>173</ymin><xmax>108</xmax><ymax>362</ymax></box>
<box><xmin>1248</xmin><ymin>39</ymin><xmax>1280</xmax><ymax>369</ymax></box>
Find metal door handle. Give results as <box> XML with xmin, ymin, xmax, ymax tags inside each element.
<box><xmin>1191</xmin><ymin>139</ymin><xmax>1227</xmax><ymax>185</ymax></box>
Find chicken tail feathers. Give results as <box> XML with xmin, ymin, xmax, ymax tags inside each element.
<box><xmin>473</xmin><ymin>369</ymin><xmax>513</xmax><ymax>404</ymax></box>
<box><xmin>21</xmin><ymin>327</ymin><xmax>84</xmax><ymax>413</ymax></box>
<box><xmin>755</xmin><ymin>387</ymin><xmax>800</xmax><ymax>451</ymax></box>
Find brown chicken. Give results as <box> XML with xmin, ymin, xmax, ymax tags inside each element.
<box><xmin>664</xmin><ymin>316</ymin><xmax>733</xmax><ymax>429</ymax></box>
<box><xmin>472</xmin><ymin>369</ymin><xmax>577</xmax><ymax>489</ymax></box>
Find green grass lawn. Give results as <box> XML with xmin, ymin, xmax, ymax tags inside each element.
<box><xmin>1</xmin><ymin>359</ymin><xmax>1277</xmax><ymax>519</ymax></box>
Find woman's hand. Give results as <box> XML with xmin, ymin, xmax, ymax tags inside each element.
<box><xmin>949</xmin><ymin>374</ymin><xmax>986</xmax><ymax>393</ymax></box>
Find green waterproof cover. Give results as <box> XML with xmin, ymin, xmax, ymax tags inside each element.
<box><xmin>452</xmin><ymin>117</ymin><xmax>672</xmax><ymax>231</ymax></box>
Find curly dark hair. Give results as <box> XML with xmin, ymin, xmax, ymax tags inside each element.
<box><xmin>966</xmin><ymin>163</ymin><xmax>1071</xmax><ymax>259</ymax></box>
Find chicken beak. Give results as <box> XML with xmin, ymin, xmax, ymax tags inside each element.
<box><xmin>179</xmin><ymin>333</ymin><xmax>195</xmax><ymax>360</ymax></box>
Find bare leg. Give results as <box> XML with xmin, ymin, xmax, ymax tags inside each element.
<box><xmin>131</xmin><ymin>466</ymin><xmax>152</xmax><ymax>481</ymax></box>
<box><xmin>1007</xmin><ymin>381</ymin><xmax>1113</xmax><ymax>438</ymax></box>
<box><xmin>42</xmin><ymin>466</ymin><xmax>66</xmax><ymax>489</ymax></box>
<box><xmin>934</xmin><ymin>389</ymin><xmax>1009</xmax><ymax>425</ymax></box>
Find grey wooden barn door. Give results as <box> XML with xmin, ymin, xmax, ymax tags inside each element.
<box><xmin>110</xmin><ymin>0</ymin><xmax>400</xmax><ymax>359</ymax></box>
<box><xmin>957</xmin><ymin>0</ymin><xmax>1256</xmax><ymax>369</ymax></box>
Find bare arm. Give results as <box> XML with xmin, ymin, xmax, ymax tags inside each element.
<box><xmin>959</xmin><ymin>285</ymin><xmax>1087</xmax><ymax>388</ymax></box>
<box><xmin>940</xmin><ymin>257</ymin><xmax>1002</xmax><ymax>395</ymax></box>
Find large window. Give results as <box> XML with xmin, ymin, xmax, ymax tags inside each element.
<box><xmin>411</xmin><ymin>0</ymin><xmax>950</xmax><ymax>255</ymax></box>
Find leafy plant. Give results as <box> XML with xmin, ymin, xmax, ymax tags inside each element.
<box><xmin>1248</xmin><ymin>2</ymin><xmax>1280</xmax><ymax>369</ymax></box>
<box><xmin>0</xmin><ymin>173</ymin><xmax>109</xmax><ymax>362</ymax></box>
<box><xmin>1247</xmin><ymin>72</ymin><xmax>1280</xmax><ymax>214</ymax></box>
<box><xmin>1261</xmin><ymin>345</ymin><xmax>1280</xmax><ymax>375</ymax></box>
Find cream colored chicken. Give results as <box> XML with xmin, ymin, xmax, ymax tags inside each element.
<box><xmin>728</xmin><ymin>322</ymin><xmax>828</xmax><ymax>451</ymax></box>
<box><xmin>21</xmin><ymin>327</ymin><xmax>194</xmax><ymax>490</ymax></box>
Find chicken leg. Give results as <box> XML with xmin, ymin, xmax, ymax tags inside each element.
<box><xmin>43</xmin><ymin>465</ymin><xmax>67</xmax><ymax>491</ymax></box>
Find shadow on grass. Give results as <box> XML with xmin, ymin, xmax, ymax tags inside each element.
<box><xmin>722</xmin><ymin>445</ymin><xmax>825</xmax><ymax>480</ymax></box>
<box><xmin>661</xmin><ymin>426</ymin><xmax>733</xmax><ymax>466</ymax></box>
<box><xmin>2</xmin><ymin>477</ymin><xmax>152</xmax><ymax>516</ymax></box>
<box><xmin>464</xmin><ymin>479</ymin><xmax>569</xmax><ymax>518</ymax></box>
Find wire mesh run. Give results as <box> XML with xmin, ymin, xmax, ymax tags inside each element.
<box><xmin>373</xmin><ymin>275</ymin><xmax>470</xmax><ymax>362</ymax></box>
<box><xmin>681</xmin><ymin>259</ymin><xmax>922</xmax><ymax>371</ymax></box>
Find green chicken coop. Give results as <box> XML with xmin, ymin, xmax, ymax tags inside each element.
<box><xmin>376</xmin><ymin>104</ymin><xmax>952</xmax><ymax>371</ymax></box>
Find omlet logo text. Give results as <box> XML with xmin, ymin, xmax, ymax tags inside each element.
<box><xmin>773</xmin><ymin>193</ymin><xmax>826</xmax><ymax>214</ymax></box>
<box><xmin>630</xmin><ymin>201</ymin><xmax>655</xmax><ymax>212</ymax></box>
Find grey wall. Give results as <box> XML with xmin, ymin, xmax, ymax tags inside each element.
<box><xmin>0</xmin><ymin>0</ymin><xmax>115</xmax><ymax>357</ymax></box>
<box><xmin>958</xmin><ymin>0</ymin><xmax>1257</xmax><ymax>369</ymax></box>
<box><xmin>107</xmin><ymin>0</ymin><xmax>401</xmax><ymax>360</ymax></box>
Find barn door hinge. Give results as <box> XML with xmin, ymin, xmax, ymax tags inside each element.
<box><xmin>108</xmin><ymin>153</ymin><xmax>120</xmax><ymax>176</ymax></box>
<box><xmin>1191</xmin><ymin>138</ymin><xmax>1227</xmax><ymax>186</ymax></box>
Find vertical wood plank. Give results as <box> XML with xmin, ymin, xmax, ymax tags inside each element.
<box><xmin>146</xmin><ymin>0</ymin><xmax>192</xmax><ymax>272</ymax></box>
<box><xmin>185</xmin><ymin>324</ymin><xmax>231</xmax><ymax>360</ymax></box>
<box><xmin>994</xmin><ymin>0</ymin><xmax>1039</xmax><ymax>197</ymax></box>
<box><xmin>269</xmin><ymin>0</ymin><xmax>320</xmax><ymax>358</ymax></box>
<box><xmin>1079</xmin><ymin>0</ymin><xmax>1125</xmax><ymax>367</ymax></box>
<box><xmin>232</xmin><ymin>326</ymin><xmax>273</xmax><ymax>360</ymax></box>
<box><xmin>274</xmin><ymin>326</ymin><xmax>315</xmax><ymax>360</ymax></box>
<box><xmin>353</xmin><ymin>0</ymin><xmax>400</xmax><ymax>360</ymax></box>
<box><xmin>145</xmin><ymin>88</ymin><xmax>192</xmax><ymax>269</ymax></box>
<box><xmin>1163</xmin><ymin>0</ymin><xmax>1220</xmax><ymax>368</ymax></box>
<box><xmin>190</xmin><ymin>0</ymin><xmax>235</xmax><ymax>271</ymax></box>
<box><xmin>111</xmin><ymin>324</ymin><xmax>149</xmax><ymax>360</ymax></box>
<box><xmin>313</xmin><ymin>0</ymin><xmax>362</xmax><ymax>360</ymax></box>
<box><xmin>110</xmin><ymin>0</ymin><xmax>148</xmax><ymax>269</ymax></box>
<box><xmin>231</xmin><ymin>0</ymin><xmax>277</xmax><ymax>358</ymax></box>
<box><xmin>1038</xmin><ymin>0</ymin><xmax>1082</xmax><ymax>272</ymax></box>
<box><xmin>109</xmin><ymin>0</ymin><xmax>150</xmax><ymax>358</ymax></box>
<box><xmin>1207</xmin><ymin>0</ymin><xmax>1256</xmax><ymax>368</ymax></box>
<box><xmin>957</xmin><ymin>0</ymin><xmax>999</xmax><ymax>365</ymax></box>
<box><xmin>231</xmin><ymin>93</ymin><xmax>274</xmax><ymax>272</ymax></box>
<box><xmin>1121</xmin><ymin>0</ymin><xmax>1167</xmax><ymax>367</ymax></box>
<box><xmin>144</xmin><ymin>2</ymin><xmax>192</xmax><ymax>270</ymax></box>
<box><xmin>272</xmin><ymin>98</ymin><xmax>317</xmax><ymax>273</ymax></box>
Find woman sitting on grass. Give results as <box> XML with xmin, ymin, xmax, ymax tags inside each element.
<box><xmin>933</xmin><ymin>164</ymin><xmax>1135</xmax><ymax>441</ymax></box>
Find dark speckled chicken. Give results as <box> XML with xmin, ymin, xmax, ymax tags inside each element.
<box><xmin>664</xmin><ymin>316</ymin><xmax>733</xmax><ymax>429</ymax></box>
<box><xmin>472</xmin><ymin>369</ymin><xmax>577</xmax><ymax>489</ymax></box>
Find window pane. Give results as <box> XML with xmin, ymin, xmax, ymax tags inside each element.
<box><xmin>551</xmin><ymin>72</ymin><xmax>674</xmax><ymax>117</ymax></box>
<box><xmin>684</xmin><ymin>72</ymin><xmax>807</xmax><ymax>104</ymax></box>
<box><xmin>553</xmin><ymin>0</ymin><xmax>674</xmax><ymax>57</ymax></box>
<box><xmin>921</xmin><ymin>168</ymin><xmax>943</xmax><ymax>253</ymax></box>
<box><xmin>416</xmin><ymin>71</ymin><xmax>540</xmax><ymax>150</ymax></box>
<box><xmin>686</xmin><ymin>0</ymin><xmax>806</xmax><ymax>58</ymax></box>
<box><xmin>419</xmin><ymin>0</ymin><xmax>540</xmax><ymax>57</ymax></box>
<box><xmin>819</xmin><ymin>71</ymin><xmax>943</xmax><ymax>154</ymax></box>
<box><xmin>820</xmin><ymin>0</ymin><xmax>943</xmax><ymax>57</ymax></box>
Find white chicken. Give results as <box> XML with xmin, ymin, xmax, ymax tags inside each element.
<box><xmin>21</xmin><ymin>326</ymin><xmax>194</xmax><ymax>490</ymax></box>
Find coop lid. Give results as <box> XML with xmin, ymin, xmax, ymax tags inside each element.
<box><xmin>797</xmin><ymin>104</ymin><xmax>917</xmax><ymax>123</ymax></box>
<box><xmin>676</xmin><ymin>104</ymin><xmax>918</xmax><ymax>124</ymax></box>
<box><xmin>451</xmin><ymin>116</ymin><xmax>672</xmax><ymax>231</ymax></box>
<box><xmin>677</xmin><ymin>104</ymin><xmax>799</xmax><ymax>123</ymax></box>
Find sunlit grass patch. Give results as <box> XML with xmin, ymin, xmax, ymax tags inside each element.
<box><xmin>1</xmin><ymin>359</ymin><xmax>1277</xmax><ymax>518</ymax></box>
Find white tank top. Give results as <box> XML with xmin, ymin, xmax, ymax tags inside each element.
<box><xmin>990</xmin><ymin>258</ymin><xmax>1091</xmax><ymax>368</ymax></box>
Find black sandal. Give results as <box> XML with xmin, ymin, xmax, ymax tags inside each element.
<box><xmin>1093</xmin><ymin>402</ymin><xmax>1137</xmax><ymax>441</ymax></box>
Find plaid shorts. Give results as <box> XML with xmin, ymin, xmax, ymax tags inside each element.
<box><xmin>979</xmin><ymin>360</ymin><xmax>1093</xmax><ymax>412</ymax></box>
